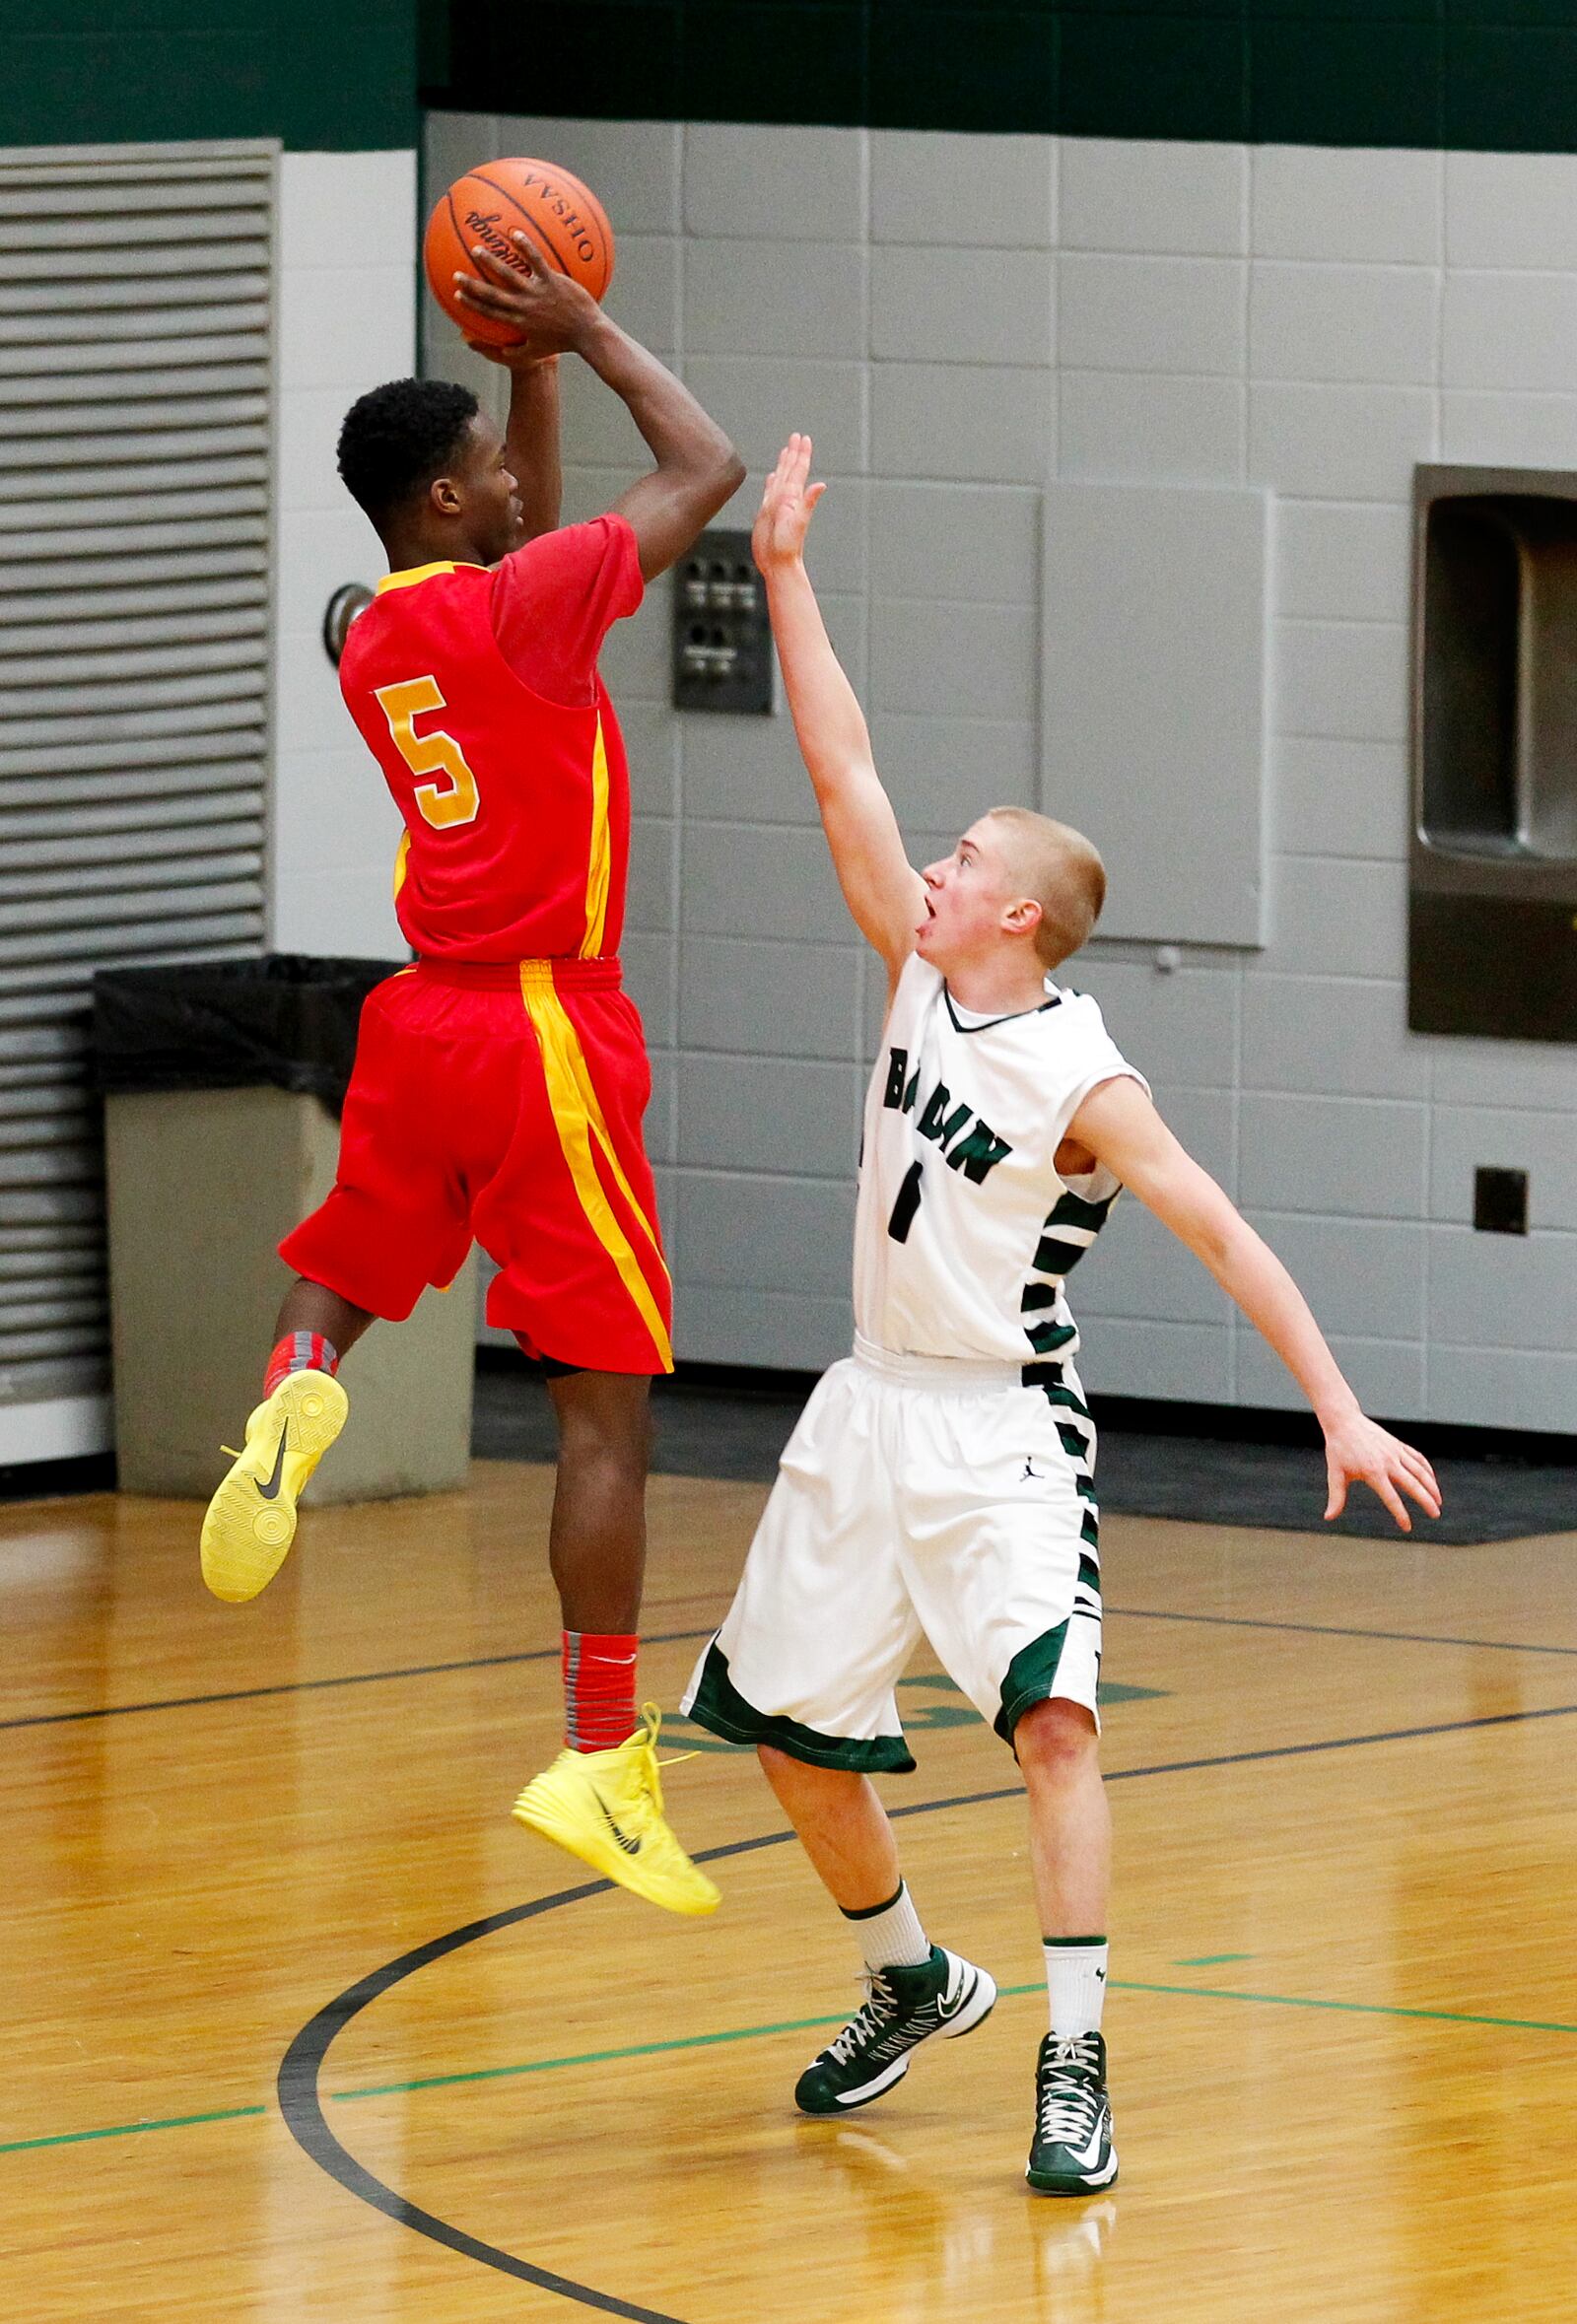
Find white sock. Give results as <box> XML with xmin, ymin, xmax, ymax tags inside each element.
<box><xmin>843</xmin><ymin>1880</ymin><xmax>931</xmax><ymax>1971</ymax></box>
<box><xmin>1045</xmin><ymin>1936</ymin><xmax>1108</xmax><ymax>2039</ymax></box>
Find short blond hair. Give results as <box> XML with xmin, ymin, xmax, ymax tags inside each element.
<box><xmin>985</xmin><ymin>807</ymin><xmax>1107</xmax><ymax>968</ymax></box>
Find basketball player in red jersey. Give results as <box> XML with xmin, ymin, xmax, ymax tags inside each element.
<box><xmin>200</xmin><ymin>234</ymin><xmax>744</xmax><ymax>1915</ymax></box>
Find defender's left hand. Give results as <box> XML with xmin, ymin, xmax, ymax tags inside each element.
<box><xmin>753</xmin><ymin>433</ymin><xmax>826</xmax><ymax>574</ymax></box>
<box><xmin>1323</xmin><ymin>1413</ymin><xmax>1441</xmax><ymax>1532</ymax></box>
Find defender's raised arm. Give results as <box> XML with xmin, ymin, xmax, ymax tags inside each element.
<box><xmin>754</xmin><ymin>436</ymin><xmax>926</xmax><ymax>980</ymax></box>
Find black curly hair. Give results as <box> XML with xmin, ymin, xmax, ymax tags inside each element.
<box><xmin>336</xmin><ymin>377</ymin><xmax>481</xmax><ymax>525</ymax></box>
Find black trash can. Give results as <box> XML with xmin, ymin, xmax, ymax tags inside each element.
<box><xmin>92</xmin><ymin>953</ymin><xmax>403</xmax><ymax>1112</ymax></box>
<box><xmin>92</xmin><ymin>955</ymin><xmax>477</xmax><ymax>1503</ymax></box>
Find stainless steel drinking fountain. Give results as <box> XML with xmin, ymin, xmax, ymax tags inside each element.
<box><xmin>1410</xmin><ymin>464</ymin><xmax>1577</xmax><ymax>1042</ymax></box>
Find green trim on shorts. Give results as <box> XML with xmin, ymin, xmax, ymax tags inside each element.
<box><xmin>686</xmin><ymin>1642</ymin><xmax>918</xmax><ymax>1775</ymax></box>
<box><xmin>1021</xmin><ymin>1364</ymin><xmax>1091</xmax><ymax>1421</ymax></box>
<box><xmin>994</xmin><ymin>1621</ymin><xmax>1080</xmax><ymax>1744</ymax></box>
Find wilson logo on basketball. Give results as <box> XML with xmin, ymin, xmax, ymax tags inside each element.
<box><xmin>463</xmin><ymin>210</ymin><xmax>524</xmax><ymax>267</ymax></box>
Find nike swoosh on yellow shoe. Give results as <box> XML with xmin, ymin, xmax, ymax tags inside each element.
<box><xmin>512</xmin><ymin>1708</ymin><xmax>720</xmax><ymax>1917</ymax></box>
<box><xmin>200</xmin><ymin>1369</ymin><xmax>347</xmax><ymax>1605</ymax></box>
<box><xmin>589</xmin><ymin>1787</ymin><xmax>644</xmax><ymax>1855</ymax></box>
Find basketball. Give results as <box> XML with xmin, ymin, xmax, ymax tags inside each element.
<box><xmin>424</xmin><ymin>159</ymin><xmax>616</xmax><ymax>347</ymax></box>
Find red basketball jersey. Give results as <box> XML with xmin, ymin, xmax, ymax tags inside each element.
<box><xmin>339</xmin><ymin>556</ymin><xmax>634</xmax><ymax>962</ymax></box>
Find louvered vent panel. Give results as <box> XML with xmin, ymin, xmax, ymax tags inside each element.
<box><xmin>0</xmin><ymin>141</ymin><xmax>275</xmax><ymax>1416</ymax></box>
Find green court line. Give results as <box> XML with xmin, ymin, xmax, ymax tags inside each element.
<box><xmin>328</xmin><ymin>1976</ymin><xmax>1577</xmax><ymax>2102</ymax></box>
<box><xmin>0</xmin><ymin>2102</ymin><xmax>268</xmax><ymax>2155</ymax></box>
<box><xmin>1114</xmin><ymin>1979</ymin><xmax>1577</xmax><ymax>2034</ymax></box>
<box><xmin>13</xmin><ymin>1975</ymin><xmax>1576</xmax><ymax>2157</ymax></box>
<box><xmin>329</xmin><ymin>2011</ymin><xmax>866</xmax><ymax>2101</ymax></box>
<box><xmin>1175</xmin><ymin>1952</ymin><xmax>1253</xmax><ymax>1966</ymax></box>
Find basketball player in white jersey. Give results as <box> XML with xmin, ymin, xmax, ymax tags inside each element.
<box><xmin>683</xmin><ymin>436</ymin><xmax>1441</xmax><ymax>2195</ymax></box>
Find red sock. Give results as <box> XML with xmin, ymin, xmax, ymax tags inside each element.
<box><xmin>563</xmin><ymin>1631</ymin><xmax>639</xmax><ymax>1752</ymax></box>
<box><xmin>264</xmin><ymin>1332</ymin><xmax>340</xmax><ymax>1399</ymax></box>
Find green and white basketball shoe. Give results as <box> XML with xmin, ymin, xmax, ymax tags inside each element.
<box><xmin>794</xmin><ymin>1945</ymin><xmax>996</xmax><ymax>2114</ymax></box>
<box><xmin>1026</xmin><ymin>2029</ymin><xmax>1119</xmax><ymax>2195</ymax></box>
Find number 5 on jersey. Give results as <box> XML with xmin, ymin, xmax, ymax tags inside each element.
<box><xmin>375</xmin><ymin>676</ymin><xmax>481</xmax><ymax>829</ymax></box>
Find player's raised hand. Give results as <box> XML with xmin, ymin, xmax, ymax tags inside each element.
<box><xmin>1322</xmin><ymin>1410</ymin><xmax>1442</xmax><ymax>1533</ymax></box>
<box><xmin>753</xmin><ymin>434</ymin><xmax>826</xmax><ymax>574</ymax></box>
<box><xmin>452</xmin><ymin>230</ymin><xmax>600</xmax><ymax>357</ymax></box>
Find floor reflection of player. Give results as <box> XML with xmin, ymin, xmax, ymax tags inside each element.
<box><xmin>816</xmin><ymin>2125</ymin><xmax>998</xmax><ymax>2319</ymax></box>
<box><xmin>1026</xmin><ymin>2197</ymin><xmax>1118</xmax><ymax>2321</ymax></box>
<box><xmin>811</xmin><ymin>2121</ymin><xmax>1114</xmax><ymax>2320</ymax></box>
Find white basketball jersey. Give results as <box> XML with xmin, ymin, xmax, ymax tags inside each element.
<box><xmin>853</xmin><ymin>955</ymin><xmax>1147</xmax><ymax>1365</ymax></box>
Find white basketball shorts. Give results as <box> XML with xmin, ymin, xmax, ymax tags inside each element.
<box><xmin>682</xmin><ymin>1334</ymin><xmax>1103</xmax><ymax>1772</ymax></box>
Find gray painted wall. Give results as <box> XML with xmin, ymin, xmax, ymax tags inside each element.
<box><xmin>272</xmin><ymin>151</ymin><xmax>416</xmax><ymax>963</ymax></box>
<box><xmin>425</xmin><ymin>114</ymin><xmax>1577</xmax><ymax>1432</ymax></box>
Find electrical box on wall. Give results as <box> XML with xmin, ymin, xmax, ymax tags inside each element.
<box><xmin>671</xmin><ymin>529</ymin><xmax>774</xmax><ymax>714</ymax></box>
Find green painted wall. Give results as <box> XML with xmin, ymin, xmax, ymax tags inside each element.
<box><xmin>2</xmin><ymin>0</ymin><xmax>418</xmax><ymax>151</ymax></box>
<box><xmin>425</xmin><ymin>0</ymin><xmax>1577</xmax><ymax>154</ymax></box>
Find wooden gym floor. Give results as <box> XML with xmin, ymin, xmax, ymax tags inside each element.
<box><xmin>5</xmin><ymin>1456</ymin><xmax>1577</xmax><ymax>2323</ymax></box>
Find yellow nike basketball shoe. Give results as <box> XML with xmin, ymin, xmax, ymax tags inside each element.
<box><xmin>199</xmin><ymin>1368</ymin><xmax>348</xmax><ymax>1605</ymax></box>
<box><xmin>512</xmin><ymin>1704</ymin><xmax>720</xmax><ymax>1917</ymax></box>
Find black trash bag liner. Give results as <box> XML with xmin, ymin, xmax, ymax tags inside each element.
<box><xmin>91</xmin><ymin>954</ymin><xmax>407</xmax><ymax>1117</ymax></box>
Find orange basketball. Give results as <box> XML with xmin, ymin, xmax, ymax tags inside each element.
<box><xmin>424</xmin><ymin>158</ymin><xmax>616</xmax><ymax>348</ymax></box>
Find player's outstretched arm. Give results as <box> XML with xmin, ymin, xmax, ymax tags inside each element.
<box><xmin>754</xmin><ymin>437</ymin><xmax>926</xmax><ymax>980</ymax></box>
<box><xmin>1067</xmin><ymin>1075</ymin><xmax>1443</xmax><ymax>1533</ymax></box>
<box><xmin>454</xmin><ymin>232</ymin><xmax>743</xmax><ymax>579</ymax></box>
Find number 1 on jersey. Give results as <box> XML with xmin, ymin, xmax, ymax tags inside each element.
<box><xmin>375</xmin><ymin>675</ymin><xmax>481</xmax><ymax>829</ymax></box>
<box><xmin>888</xmin><ymin>1160</ymin><xmax>925</xmax><ymax>1244</ymax></box>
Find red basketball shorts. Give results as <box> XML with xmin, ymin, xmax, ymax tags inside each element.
<box><xmin>279</xmin><ymin>958</ymin><xmax>672</xmax><ymax>1375</ymax></box>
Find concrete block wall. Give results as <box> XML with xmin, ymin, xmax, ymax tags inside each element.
<box><xmin>424</xmin><ymin>115</ymin><xmax>1577</xmax><ymax>1432</ymax></box>
<box><xmin>271</xmin><ymin>149</ymin><xmax>415</xmax><ymax>962</ymax></box>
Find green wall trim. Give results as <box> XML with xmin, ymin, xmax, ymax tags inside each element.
<box><xmin>3</xmin><ymin>4</ymin><xmax>418</xmax><ymax>152</ymax></box>
<box><xmin>423</xmin><ymin>1</ymin><xmax>1577</xmax><ymax>157</ymax></box>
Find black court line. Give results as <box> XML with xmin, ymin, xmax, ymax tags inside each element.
<box><xmin>1118</xmin><ymin>1606</ymin><xmax>1577</xmax><ymax>1658</ymax></box>
<box><xmin>1088</xmin><ymin>1697</ymin><xmax>1577</xmax><ymax>1782</ymax></box>
<box><xmin>12</xmin><ymin>1606</ymin><xmax>1577</xmax><ymax>1738</ymax></box>
<box><xmin>0</xmin><ymin>1629</ymin><xmax>714</xmax><ymax>1734</ymax></box>
<box><xmin>278</xmin><ymin>1836</ymin><xmax>801</xmax><ymax>2324</ymax></box>
<box><xmin>277</xmin><ymin>1692</ymin><xmax>1577</xmax><ymax>2320</ymax></box>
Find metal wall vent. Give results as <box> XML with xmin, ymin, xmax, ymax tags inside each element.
<box><xmin>0</xmin><ymin>139</ymin><xmax>277</xmax><ymax>1426</ymax></box>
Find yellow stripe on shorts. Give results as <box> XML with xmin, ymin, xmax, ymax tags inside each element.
<box><xmin>581</xmin><ymin>715</ymin><xmax>611</xmax><ymax>959</ymax></box>
<box><xmin>518</xmin><ymin>963</ymin><xmax>673</xmax><ymax>1371</ymax></box>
